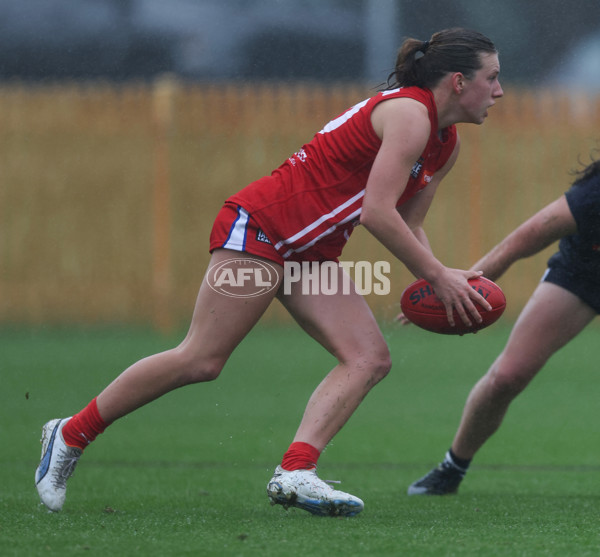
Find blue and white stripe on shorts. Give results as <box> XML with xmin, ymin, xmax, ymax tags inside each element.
<box><xmin>222</xmin><ymin>206</ymin><xmax>250</xmax><ymax>252</ymax></box>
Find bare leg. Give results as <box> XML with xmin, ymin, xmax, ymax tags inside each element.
<box><xmin>96</xmin><ymin>250</ymin><xmax>283</xmax><ymax>423</ymax></box>
<box><xmin>451</xmin><ymin>282</ymin><xmax>595</xmax><ymax>460</ymax></box>
<box><xmin>277</xmin><ymin>264</ymin><xmax>392</xmax><ymax>451</ymax></box>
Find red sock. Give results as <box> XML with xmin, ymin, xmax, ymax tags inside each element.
<box><xmin>62</xmin><ymin>397</ymin><xmax>109</xmax><ymax>450</ymax></box>
<box><xmin>281</xmin><ymin>442</ymin><xmax>321</xmax><ymax>471</ymax></box>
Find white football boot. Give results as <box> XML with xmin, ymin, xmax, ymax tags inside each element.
<box><xmin>267</xmin><ymin>465</ymin><xmax>364</xmax><ymax>517</ymax></box>
<box><xmin>35</xmin><ymin>418</ymin><xmax>82</xmax><ymax>511</ymax></box>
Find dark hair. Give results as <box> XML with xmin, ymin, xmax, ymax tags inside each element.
<box><xmin>572</xmin><ymin>151</ymin><xmax>600</xmax><ymax>185</ymax></box>
<box><xmin>386</xmin><ymin>28</ymin><xmax>497</xmax><ymax>90</ymax></box>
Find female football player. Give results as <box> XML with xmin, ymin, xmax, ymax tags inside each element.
<box><xmin>409</xmin><ymin>156</ymin><xmax>600</xmax><ymax>495</ymax></box>
<box><xmin>35</xmin><ymin>28</ymin><xmax>502</xmax><ymax>515</ymax></box>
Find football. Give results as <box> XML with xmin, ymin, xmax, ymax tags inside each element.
<box><xmin>400</xmin><ymin>276</ymin><xmax>506</xmax><ymax>335</ymax></box>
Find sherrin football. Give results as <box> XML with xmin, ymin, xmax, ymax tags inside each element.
<box><xmin>400</xmin><ymin>276</ymin><xmax>506</xmax><ymax>335</ymax></box>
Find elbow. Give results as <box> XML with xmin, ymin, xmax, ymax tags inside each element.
<box><xmin>359</xmin><ymin>207</ymin><xmax>376</xmax><ymax>230</ymax></box>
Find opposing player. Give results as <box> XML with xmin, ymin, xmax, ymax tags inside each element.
<box><xmin>408</xmin><ymin>156</ymin><xmax>600</xmax><ymax>495</ymax></box>
<box><xmin>35</xmin><ymin>28</ymin><xmax>502</xmax><ymax>515</ymax></box>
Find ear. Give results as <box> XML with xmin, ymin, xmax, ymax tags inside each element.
<box><xmin>451</xmin><ymin>72</ymin><xmax>465</xmax><ymax>94</ymax></box>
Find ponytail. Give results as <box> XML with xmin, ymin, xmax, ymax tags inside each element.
<box><xmin>386</xmin><ymin>28</ymin><xmax>497</xmax><ymax>90</ymax></box>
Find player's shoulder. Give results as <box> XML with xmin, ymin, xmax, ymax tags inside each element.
<box><xmin>372</xmin><ymin>87</ymin><xmax>431</xmax><ymax>111</ymax></box>
<box><xmin>567</xmin><ymin>172</ymin><xmax>600</xmax><ymax>204</ymax></box>
<box><xmin>371</xmin><ymin>95</ymin><xmax>430</xmax><ymax>141</ymax></box>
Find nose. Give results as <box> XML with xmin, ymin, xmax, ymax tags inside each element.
<box><xmin>494</xmin><ymin>81</ymin><xmax>504</xmax><ymax>98</ymax></box>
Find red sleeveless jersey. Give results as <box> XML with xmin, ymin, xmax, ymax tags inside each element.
<box><xmin>227</xmin><ymin>87</ymin><xmax>457</xmax><ymax>262</ymax></box>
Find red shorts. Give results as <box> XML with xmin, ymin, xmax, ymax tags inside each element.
<box><xmin>209</xmin><ymin>203</ymin><xmax>285</xmax><ymax>265</ymax></box>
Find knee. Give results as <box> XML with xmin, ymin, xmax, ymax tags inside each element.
<box><xmin>486</xmin><ymin>354</ymin><xmax>536</xmax><ymax>399</ymax></box>
<box><xmin>172</xmin><ymin>345</ymin><xmax>227</xmax><ymax>385</ymax></box>
<box><xmin>375</xmin><ymin>348</ymin><xmax>393</xmax><ymax>382</ymax></box>
<box><xmin>359</xmin><ymin>343</ymin><xmax>392</xmax><ymax>385</ymax></box>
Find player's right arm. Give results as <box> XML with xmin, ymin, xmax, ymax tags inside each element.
<box><xmin>471</xmin><ymin>195</ymin><xmax>577</xmax><ymax>281</ymax></box>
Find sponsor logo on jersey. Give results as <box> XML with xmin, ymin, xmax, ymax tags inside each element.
<box><xmin>411</xmin><ymin>157</ymin><xmax>424</xmax><ymax>179</ymax></box>
<box><xmin>256</xmin><ymin>229</ymin><xmax>272</xmax><ymax>244</ymax></box>
<box><xmin>288</xmin><ymin>148</ymin><xmax>307</xmax><ymax>166</ymax></box>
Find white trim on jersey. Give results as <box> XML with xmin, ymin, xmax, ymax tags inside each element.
<box><xmin>318</xmin><ymin>99</ymin><xmax>369</xmax><ymax>134</ymax></box>
<box><xmin>281</xmin><ymin>207</ymin><xmax>362</xmax><ymax>259</ymax></box>
<box><xmin>274</xmin><ymin>189</ymin><xmax>366</xmax><ymax>257</ymax></box>
<box><xmin>318</xmin><ymin>88</ymin><xmax>402</xmax><ymax>135</ymax></box>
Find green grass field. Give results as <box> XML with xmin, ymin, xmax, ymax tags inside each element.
<box><xmin>2</xmin><ymin>322</ymin><xmax>599</xmax><ymax>556</ymax></box>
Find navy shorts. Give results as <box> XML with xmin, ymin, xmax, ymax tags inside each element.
<box><xmin>542</xmin><ymin>266</ymin><xmax>600</xmax><ymax>313</ymax></box>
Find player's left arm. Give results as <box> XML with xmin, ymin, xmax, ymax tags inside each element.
<box><xmin>471</xmin><ymin>195</ymin><xmax>577</xmax><ymax>281</ymax></box>
<box><xmin>397</xmin><ymin>137</ymin><xmax>461</xmax><ymax>254</ymax></box>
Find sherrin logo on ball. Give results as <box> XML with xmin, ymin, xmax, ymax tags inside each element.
<box><xmin>400</xmin><ymin>276</ymin><xmax>506</xmax><ymax>335</ymax></box>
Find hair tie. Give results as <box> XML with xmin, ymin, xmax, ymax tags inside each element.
<box><xmin>421</xmin><ymin>40</ymin><xmax>430</xmax><ymax>54</ymax></box>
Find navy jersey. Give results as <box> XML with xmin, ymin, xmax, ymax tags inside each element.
<box><xmin>547</xmin><ymin>174</ymin><xmax>600</xmax><ymax>279</ymax></box>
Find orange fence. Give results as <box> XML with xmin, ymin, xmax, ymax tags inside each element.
<box><xmin>1</xmin><ymin>80</ymin><xmax>599</xmax><ymax>330</ymax></box>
